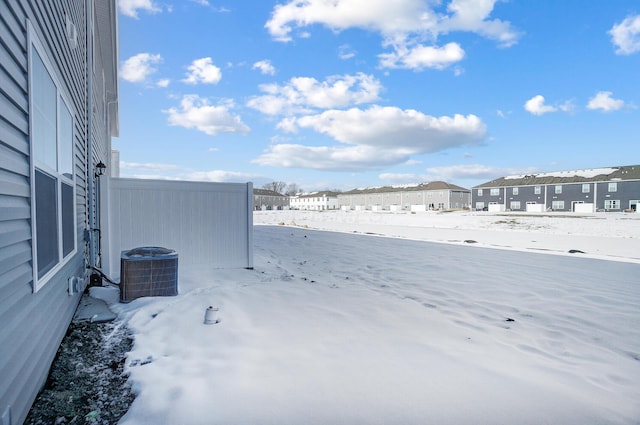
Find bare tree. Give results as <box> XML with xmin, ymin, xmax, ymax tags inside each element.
<box><xmin>285</xmin><ymin>183</ymin><xmax>302</xmax><ymax>196</ymax></box>
<box><xmin>262</xmin><ymin>181</ymin><xmax>287</xmax><ymax>194</ymax></box>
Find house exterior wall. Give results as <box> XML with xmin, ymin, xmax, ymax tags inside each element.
<box><xmin>337</xmin><ymin>189</ymin><xmax>468</xmax><ymax>210</ymax></box>
<box><xmin>472</xmin><ymin>178</ymin><xmax>640</xmax><ymax>213</ymax></box>
<box><xmin>108</xmin><ymin>179</ymin><xmax>254</xmax><ymax>278</ymax></box>
<box><xmin>596</xmin><ymin>181</ymin><xmax>640</xmax><ymax>211</ymax></box>
<box><xmin>449</xmin><ymin>190</ymin><xmax>471</xmax><ymax>209</ymax></box>
<box><xmin>290</xmin><ymin>194</ymin><xmax>339</xmax><ymax>210</ymax></box>
<box><xmin>545</xmin><ymin>183</ymin><xmax>589</xmax><ymax>211</ymax></box>
<box><xmin>472</xmin><ymin>187</ymin><xmax>505</xmax><ymax>210</ymax></box>
<box><xmin>0</xmin><ymin>2</ymin><xmax>117</xmax><ymax>424</ymax></box>
<box><xmin>253</xmin><ymin>193</ymin><xmax>289</xmax><ymax>210</ymax></box>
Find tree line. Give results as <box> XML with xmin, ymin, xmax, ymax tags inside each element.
<box><xmin>261</xmin><ymin>181</ymin><xmax>302</xmax><ymax>196</ymax></box>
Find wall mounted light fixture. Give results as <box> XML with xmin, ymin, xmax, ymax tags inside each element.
<box><xmin>94</xmin><ymin>161</ymin><xmax>106</xmax><ymax>178</ymax></box>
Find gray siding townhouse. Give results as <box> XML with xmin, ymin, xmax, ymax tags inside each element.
<box><xmin>337</xmin><ymin>181</ymin><xmax>470</xmax><ymax>211</ymax></box>
<box><xmin>253</xmin><ymin>188</ymin><xmax>289</xmax><ymax>210</ymax></box>
<box><xmin>0</xmin><ymin>1</ymin><xmax>118</xmax><ymax>424</ymax></box>
<box><xmin>472</xmin><ymin>165</ymin><xmax>640</xmax><ymax>213</ymax></box>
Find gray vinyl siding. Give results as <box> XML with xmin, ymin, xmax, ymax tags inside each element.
<box><xmin>0</xmin><ymin>1</ymin><xmax>92</xmax><ymax>424</ymax></box>
<box><xmin>546</xmin><ymin>183</ymin><xmax>585</xmax><ymax>211</ymax></box>
<box><xmin>337</xmin><ymin>187</ymin><xmax>469</xmax><ymax>210</ymax></box>
<box><xmin>596</xmin><ymin>180</ymin><xmax>640</xmax><ymax>211</ymax></box>
<box><xmin>473</xmin><ymin>187</ymin><xmax>504</xmax><ymax>209</ymax></box>
<box><xmin>506</xmin><ymin>185</ymin><xmax>545</xmax><ymax>209</ymax></box>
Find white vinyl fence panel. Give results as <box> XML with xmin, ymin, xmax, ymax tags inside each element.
<box><xmin>108</xmin><ymin>178</ymin><xmax>253</xmax><ymax>278</ymax></box>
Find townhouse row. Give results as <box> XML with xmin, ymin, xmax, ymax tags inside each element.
<box><xmin>254</xmin><ymin>165</ymin><xmax>640</xmax><ymax>214</ymax></box>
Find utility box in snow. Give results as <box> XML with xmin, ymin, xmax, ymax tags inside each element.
<box><xmin>120</xmin><ymin>246</ymin><xmax>178</xmax><ymax>303</ymax></box>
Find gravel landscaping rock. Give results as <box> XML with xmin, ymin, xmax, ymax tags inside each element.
<box><xmin>25</xmin><ymin>319</ymin><xmax>134</xmax><ymax>425</ymax></box>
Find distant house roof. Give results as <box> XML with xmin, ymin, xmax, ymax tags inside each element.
<box><xmin>474</xmin><ymin>165</ymin><xmax>640</xmax><ymax>188</ymax></box>
<box><xmin>254</xmin><ymin>189</ymin><xmax>286</xmax><ymax>197</ymax></box>
<box><xmin>342</xmin><ymin>181</ymin><xmax>469</xmax><ymax>195</ymax></box>
<box><xmin>295</xmin><ymin>191</ymin><xmax>340</xmax><ymax>199</ymax></box>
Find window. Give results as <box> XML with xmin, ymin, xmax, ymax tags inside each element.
<box><xmin>510</xmin><ymin>201</ymin><xmax>521</xmax><ymax>210</ymax></box>
<box><xmin>555</xmin><ymin>185</ymin><xmax>562</xmax><ymax>194</ymax></box>
<box><xmin>604</xmin><ymin>200</ymin><xmax>620</xmax><ymax>210</ymax></box>
<box><xmin>29</xmin><ymin>25</ymin><xmax>76</xmax><ymax>291</ymax></box>
<box><xmin>438</xmin><ymin>203</ymin><xmax>444</xmax><ymax>209</ymax></box>
<box><xmin>534</xmin><ymin>186</ymin><xmax>541</xmax><ymax>195</ymax></box>
<box><xmin>477</xmin><ymin>189</ymin><xmax>483</xmax><ymax>196</ymax></box>
<box><xmin>608</xmin><ymin>182</ymin><xmax>617</xmax><ymax>192</ymax></box>
<box><xmin>512</xmin><ymin>187</ymin><xmax>519</xmax><ymax>195</ymax></box>
<box><xmin>475</xmin><ymin>202</ymin><xmax>485</xmax><ymax>210</ymax></box>
<box><xmin>582</xmin><ymin>184</ymin><xmax>590</xmax><ymax>193</ymax></box>
<box><xmin>490</xmin><ymin>188</ymin><xmax>500</xmax><ymax>196</ymax></box>
<box><xmin>552</xmin><ymin>200</ymin><xmax>565</xmax><ymax>210</ymax></box>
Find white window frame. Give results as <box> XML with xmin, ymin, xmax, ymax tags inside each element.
<box><xmin>608</xmin><ymin>182</ymin><xmax>617</xmax><ymax>192</ymax></box>
<box><xmin>490</xmin><ymin>188</ymin><xmax>500</xmax><ymax>196</ymax></box>
<box><xmin>510</xmin><ymin>201</ymin><xmax>521</xmax><ymax>210</ymax></box>
<box><xmin>512</xmin><ymin>187</ymin><xmax>519</xmax><ymax>195</ymax></box>
<box><xmin>552</xmin><ymin>200</ymin><xmax>565</xmax><ymax>210</ymax></box>
<box><xmin>475</xmin><ymin>202</ymin><xmax>485</xmax><ymax>210</ymax></box>
<box><xmin>582</xmin><ymin>184</ymin><xmax>590</xmax><ymax>193</ymax></box>
<box><xmin>555</xmin><ymin>185</ymin><xmax>562</xmax><ymax>194</ymax></box>
<box><xmin>534</xmin><ymin>186</ymin><xmax>541</xmax><ymax>195</ymax></box>
<box><xmin>28</xmin><ymin>22</ymin><xmax>77</xmax><ymax>292</ymax></box>
<box><xmin>477</xmin><ymin>189</ymin><xmax>483</xmax><ymax>196</ymax></box>
<box><xmin>604</xmin><ymin>200</ymin><xmax>620</xmax><ymax>210</ymax></box>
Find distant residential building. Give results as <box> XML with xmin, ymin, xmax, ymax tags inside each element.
<box><xmin>253</xmin><ymin>189</ymin><xmax>289</xmax><ymax>210</ymax></box>
<box><xmin>290</xmin><ymin>192</ymin><xmax>340</xmax><ymax>210</ymax></box>
<box><xmin>337</xmin><ymin>181</ymin><xmax>470</xmax><ymax>211</ymax></box>
<box><xmin>472</xmin><ymin>165</ymin><xmax>640</xmax><ymax>213</ymax></box>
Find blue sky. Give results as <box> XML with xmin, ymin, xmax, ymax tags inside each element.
<box><xmin>115</xmin><ymin>0</ymin><xmax>640</xmax><ymax>191</ymax></box>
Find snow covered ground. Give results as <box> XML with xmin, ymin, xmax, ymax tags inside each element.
<box><xmin>98</xmin><ymin>210</ymin><xmax>640</xmax><ymax>424</ymax></box>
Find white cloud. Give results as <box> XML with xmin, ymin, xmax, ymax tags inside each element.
<box><xmin>185</xmin><ymin>170</ymin><xmax>262</xmax><ymax>182</ymax></box>
<box><xmin>254</xmin><ymin>107</ymin><xmax>486</xmax><ymax>170</ymax></box>
<box><xmin>586</xmin><ymin>91</ymin><xmax>626</xmax><ymax>112</ymax></box>
<box><xmin>379</xmin><ymin>164</ymin><xmax>536</xmax><ymax>185</ymax></box>
<box><xmin>524</xmin><ymin>95</ymin><xmax>558</xmax><ymax>116</ymax></box>
<box><xmin>254</xmin><ymin>144</ymin><xmax>409</xmax><ymax>170</ymax></box>
<box><xmin>558</xmin><ymin>100</ymin><xmax>575</xmax><ymax>113</ymax></box>
<box><xmin>424</xmin><ymin>164</ymin><xmax>535</xmax><ymax>181</ymax></box>
<box><xmin>265</xmin><ymin>0</ymin><xmax>519</xmax><ymax>67</ymax></box>
<box><xmin>439</xmin><ymin>0</ymin><xmax>520</xmax><ymax>47</ymax></box>
<box><xmin>120</xmin><ymin>53</ymin><xmax>162</xmax><ymax>83</ymax></box>
<box><xmin>157</xmin><ymin>79</ymin><xmax>170</xmax><ymax>88</ymax></box>
<box><xmin>378</xmin><ymin>42</ymin><xmax>465</xmax><ymax>70</ymax></box>
<box><xmin>120</xmin><ymin>161</ymin><xmax>182</xmax><ymax>171</ymax></box>
<box><xmin>183</xmin><ymin>57</ymin><xmax>222</xmax><ymax>85</ymax></box>
<box><xmin>119</xmin><ymin>162</ymin><xmax>260</xmax><ymax>183</ymax></box>
<box><xmin>247</xmin><ymin>73</ymin><xmax>383</xmax><ymax>115</ymax></box>
<box><xmin>118</xmin><ymin>0</ymin><xmax>161</xmax><ymax>18</ymax></box>
<box><xmin>609</xmin><ymin>14</ymin><xmax>640</xmax><ymax>55</ymax></box>
<box><xmin>253</xmin><ymin>60</ymin><xmax>276</xmax><ymax>75</ymax></box>
<box><xmin>165</xmin><ymin>95</ymin><xmax>250</xmax><ymax>136</ymax></box>
<box><xmin>339</xmin><ymin>44</ymin><xmax>357</xmax><ymax>60</ymax></box>
<box><xmin>378</xmin><ymin>173</ymin><xmax>423</xmax><ymax>183</ymax></box>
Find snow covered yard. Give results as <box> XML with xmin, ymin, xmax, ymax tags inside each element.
<box><xmin>102</xmin><ymin>211</ymin><xmax>639</xmax><ymax>424</ymax></box>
